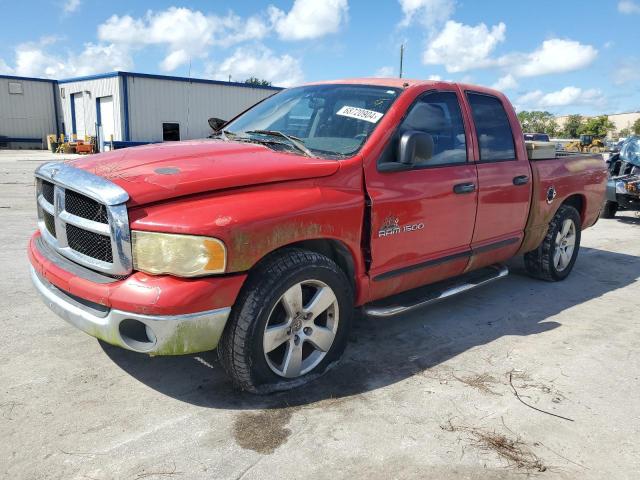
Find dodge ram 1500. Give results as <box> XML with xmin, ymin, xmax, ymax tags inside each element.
<box><xmin>29</xmin><ymin>79</ymin><xmax>607</xmax><ymax>393</ymax></box>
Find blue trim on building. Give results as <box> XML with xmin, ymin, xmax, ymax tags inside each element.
<box><xmin>95</xmin><ymin>96</ymin><xmax>102</xmax><ymax>147</ymax></box>
<box><xmin>123</xmin><ymin>71</ymin><xmax>283</xmax><ymax>91</ymax></box>
<box><xmin>0</xmin><ymin>74</ymin><xmax>56</xmax><ymax>84</ymax></box>
<box><xmin>51</xmin><ymin>82</ymin><xmax>60</xmax><ymax>137</ymax></box>
<box><xmin>95</xmin><ymin>96</ymin><xmax>102</xmax><ymax>127</ymax></box>
<box><xmin>104</xmin><ymin>140</ymin><xmax>159</xmax><ymax>150</ymax></box>
<box><xmin>0</xmin><ymin>137</ymin><xmax>42</xmax><ymax>143</ymax></box>
<box><xmin>121</xmin><ymin>73</ymin><xmax>130</xmax><ymax>141</ymax></box>
<box><xmin>57</xmin><ymin>71</ymin><xmax>120</xmax><ymax>84</ymax></box>
<box><xmin>70</xmin><ymin>93</ymin><xmax>78</xmax><ymax>135</ymax></box>
<box><xmin>56</xmin><ymin>70</ymin><xmax>282</xmax><ymax>91</ymax></box>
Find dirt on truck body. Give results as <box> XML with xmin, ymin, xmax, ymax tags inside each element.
<box><xmin>28</xmin><ymin>78</ymin><xmax>607</xmax><ymax>393</ymax></box>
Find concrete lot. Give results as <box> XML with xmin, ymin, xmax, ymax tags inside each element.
<box><xmin>1</xmin><ymin>149</ymin><xmax>639</xmax><ymax>479</ymax></box>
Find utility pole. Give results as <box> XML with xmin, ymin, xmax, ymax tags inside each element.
<box><xmin>399</xmin><ymin>44</ymin><xmax>404</xmax><ymax>78</ymax></box>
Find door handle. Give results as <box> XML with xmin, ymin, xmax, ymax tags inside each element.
<box><xmin>513</xmin><ymin>175</ymin><xmax>529</xmax><ymax>186</ymax></box>
<box><xmin>453</xmin><ymin>182</ymin><xmax>476</xmax><ymax>194</ymax></box>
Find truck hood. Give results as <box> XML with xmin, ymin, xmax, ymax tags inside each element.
<box><xmin>69</xmin><ymin>140</ymin><xmax>340</xmax><ymax>206</ymax></box>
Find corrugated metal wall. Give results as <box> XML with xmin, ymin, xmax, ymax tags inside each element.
<box><xmin>57</xmin><ymin>76</ymin><xmax>123</xmax><ymax>140</ymax></box>
<box><xmin>126</xmin><ymin>76</ymin><xmax>277</xmax><ymax>142</ymax></box>
<box><xmin>0</xmin><ymin>77</ymin><xmax>58</xmax><ymax>146</ymax></box>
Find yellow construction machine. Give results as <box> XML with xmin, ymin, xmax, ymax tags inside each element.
<box><xmin>564</xmin><ymin>134</ymin><xmax>606</xmax><ymax>153</ymax></box>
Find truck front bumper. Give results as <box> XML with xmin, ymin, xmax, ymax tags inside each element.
<box><xmin>31</xmin><ymin>266</ymin><xmax>231</xmax><ymax>355</ymax></box>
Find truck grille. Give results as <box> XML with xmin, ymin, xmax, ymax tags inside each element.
<box><xmin>42</xmin><ymin>180</ymin><xmax>55</xmax><ymax>204</ymax></box>
<box><xmin>35</xmin><ymin>163</ymin><xmax>132</xmax><ymax>276</ymax></box>
<box><xmin>66</xmin><ymin>224</ymin><xmax>114</xmax><ymax>263</ymax></box>
<box><xmin>65</xmin><ymin>189</ymin><xmax>109</xmax><ymax>224</ymax></box>
<box><xmin>43</xmin><ymin>210</ymin><xmax>56</xmax><ymax>236</ymax></box>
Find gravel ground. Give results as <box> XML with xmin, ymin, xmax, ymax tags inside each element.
<box><xmin>1</xmin><ymin>150</ymin><xmax>639</xmax><ymax>479</ymax></box>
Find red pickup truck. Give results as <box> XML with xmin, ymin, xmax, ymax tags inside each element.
<box><xmin>29</xmin><ymin>79</ymin><xmax>607</xmax><ymax>393</ymax></box>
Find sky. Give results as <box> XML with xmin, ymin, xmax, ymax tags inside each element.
<box><xmin>1</xmin><ymin>0</ymin><xmax>639</xmax><ymax>115</ymax></box>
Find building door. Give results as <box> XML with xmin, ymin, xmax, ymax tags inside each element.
<box><xmin>71</xmin><ymin>93</ymin><xmax>86</xmax><ymax>139</ymax></box>
<box><xmin>97</xmin><ymin>96</ymin><xmax>115</xmax><ymax>148</ymax></box>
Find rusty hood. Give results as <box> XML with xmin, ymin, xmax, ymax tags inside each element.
<box><xmin>68</xmin><ymin>139</ymin><xmax>340</xmax><ymax>206</ymax></box>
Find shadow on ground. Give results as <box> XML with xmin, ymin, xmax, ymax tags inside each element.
<box><xmin>101</xmin><ymin>246</ymin><xmax>639</xmax><ymax>411</ymax></box>
<box><xmin>614</xmin><ymin>215</ymin><xmax>640</xmax><ymax>225</ymax></box>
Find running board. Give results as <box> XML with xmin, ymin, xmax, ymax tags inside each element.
<box><xmin>364</xmin><ymin>264</ymin><xmax>509</xmax><ymax>318</ymax></box>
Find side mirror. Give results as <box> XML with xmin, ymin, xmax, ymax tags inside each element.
<box><xmin>208</xmin><ymin>117</ymin><xmax>226</xmax><ymax>132</ymax></box>
<box><xmin>398</xmin><ymin>131</ymin><xmax>434</xmax><ymax>166</ymax></box>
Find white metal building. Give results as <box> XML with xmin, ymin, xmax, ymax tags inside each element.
<box><xmin>0</xmin><ymin>75</ymin><xmax>60</xmax><ymax>149</ymax></box>
<box><xmin>57</xmin><ymin>72</ymin><xmax>281</xmax><ymax>150</ymax></box>
<box><xmin>1</xmin><ymin>71</ymin><xmax>281</xmax><ymax>150</ymax></box>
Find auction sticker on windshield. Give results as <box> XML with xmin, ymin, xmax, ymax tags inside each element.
<box><xmin>336</xmin><ymin>106</ymin><xmax>384</xmax><ymax>123</ymax></box>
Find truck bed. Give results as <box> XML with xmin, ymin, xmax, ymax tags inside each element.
<box><xmin>519</xmin><ymin>153</ymin><xmax>608</xmax><ymax>254</ymax></box>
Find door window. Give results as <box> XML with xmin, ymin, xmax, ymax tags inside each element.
<box><xmin>467</xmin><ymin>93</ymin><xmax>516</xmax><ymax>161</ymax></box>
<box><xmin>162</xmin><ymin>122</ymin><xmax>180</xmax><ymax>141</ymax></box>
<box><xmin>379</xmin><ymin>91</ymin><xmax>467</xmax><ymax>167</ymax></box>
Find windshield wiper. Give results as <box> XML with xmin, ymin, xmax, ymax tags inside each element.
<box><xmin>245</xmin><ymin>130</ymin><xmax>315</xmax><ymax>157</ymax></box>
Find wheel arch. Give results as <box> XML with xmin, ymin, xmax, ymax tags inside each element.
<box><xmin>560</xmin><ymin>193</ymin><xmax>586</xmax><ymax>225</ymax></box>
<box><xmin>250</xmin><ymin>238</ymin><xmax>358</xmax><ymax>298</ymax></box>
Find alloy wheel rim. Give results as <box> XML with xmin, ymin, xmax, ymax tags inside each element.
<box><xmin>554</xmin><ymin>219</ymin><xmax>576</xmax><ymax>272</ymax></box>
<box><xmin>263</xmin><ymin>280</ymin><xmax>339</xmax><ymax>379</ymax></box>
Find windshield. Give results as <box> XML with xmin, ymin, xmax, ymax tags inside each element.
<box><xmin>223</xmin><ymin>84</ymin><xmax>401</xmax><ymax>158</ymax></box>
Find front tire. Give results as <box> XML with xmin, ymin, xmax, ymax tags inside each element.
<box><xmin>524</xmin><ymin>205</ymin><xmax>581</xmax><ymax>282</ymax></box>
<box><xmin>600</xmin><ymin>200</ymin><xmax>618</xmax><ymax>219</ymax></box>
<box><xmin>218</xmin><ymin>249</ymin><xmax>353</xmax><ymax>393</ymax></box>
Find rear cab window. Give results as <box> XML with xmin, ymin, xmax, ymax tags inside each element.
<box><xmin>467</xmin><ymin>93</ymin><xmax>516</xmax><ymax>161</ymax></box>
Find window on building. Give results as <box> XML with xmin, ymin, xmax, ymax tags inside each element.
<box><xmin>8</xmin><ymin>82</ymin><xmax>23</xmax><ymax>94</ymax></box>
<box><xmin>162</xmin><ymin>123</ymin><xmax>180</xmax><ymax>141</ymax></box>
<box><xmin>467</xmin><ymin>93</ymin><xmax>516</xmax><ymax>162</ymax></box>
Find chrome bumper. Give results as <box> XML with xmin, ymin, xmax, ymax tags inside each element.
<box><xmin>30</xmin><ymin>266</ymin><xmax>231</xmax><ymax>355</ymax></box>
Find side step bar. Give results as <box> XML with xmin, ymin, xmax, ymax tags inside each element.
<box><xmin>364</xmin><ymin>264</ymin><xmax>509</xmax><ymax>318</ymax></box>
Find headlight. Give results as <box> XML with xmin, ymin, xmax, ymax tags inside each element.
<box><xmin>615</xmin><ymin>180</ymin><xmax>627</xmax><ymax>194</ymax></box>
<box><xmin>132</xmin><ymin>231</ymin><xmax>226</xmax><ymax>277</ymax></box>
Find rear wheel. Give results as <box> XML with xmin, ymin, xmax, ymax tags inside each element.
<box><xmin>218</xmin><ymin>249</ymin><xmax>353</xmax><ymax>393</ymax></box>
<box><xmin>524</xmin><ymin>205</ymin><xmax>581</xmax><ymax>282</ymax></box>
<box><xmin>600</xmin><ymin>200</ymin><xmax>618</xmax><ymax>219</ymax></box>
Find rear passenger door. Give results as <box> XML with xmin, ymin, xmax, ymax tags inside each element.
<box><xmin>464</xmin><ymin>91</ymin><xmax>532</xmax><ymax>270</ymax></box>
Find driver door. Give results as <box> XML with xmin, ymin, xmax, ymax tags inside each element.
<box><xmin>364</xmin><ymin>89</ymin><xmax>478</xmax><ymax>301</ymax></box>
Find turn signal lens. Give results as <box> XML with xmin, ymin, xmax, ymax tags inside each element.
<box><xmin>132</xmin><ymin>231</ymin><xmax>226</xmax><ymax>277</ymax></box>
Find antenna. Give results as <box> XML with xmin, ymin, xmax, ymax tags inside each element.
<box><xmin>399</xmin><ymin>44</ymin><xmax>404</xmax><ymax>79</ymax></box>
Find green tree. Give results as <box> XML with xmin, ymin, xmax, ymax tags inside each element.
<box><xmin>632</xmin><ymin>118</ymin><xmax>640</xmax><ymax>135</ymax></box>
<box><xmin>244</xmin><ymin>77</ymin><xmax>272</xmax><ymax>86</ymax></box>
<box><xmin>517</xmin><ymin>111</ymin><xmax>559</xmax><ymax>136</ymax></box>
<box><xmin>619</xmin><ymin>127</ymin><xmax>631</xmax><ymax>138</ymax></box>
<box><xmin>578</xmin><ymin>115</ymin><xmax>615</xmax><ymax>138</ymax></box>
<box><xmin>561</xmin><ymin>114</ymin><xmax>584</xmax><ymax>138</ymax></box>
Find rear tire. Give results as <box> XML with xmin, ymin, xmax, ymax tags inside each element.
<box><xmin>218</xmin><ymin>248</ymin><xmax>353</xmax><ymax>394</ymax></box>
<box><xmin>600</xmin><ymin>200</ymin><xmax>618</xmax><ymax>219</ymax></box>
<box><xmin>524</xmin><ymin>205</ymin><xmax>581</xmax><ymax>282</ymax></box>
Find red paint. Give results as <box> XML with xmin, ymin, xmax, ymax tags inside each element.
<box><xmin>68</xmin><ymin>140</ymin><xmax>339</xmax><ymax>207</ymax></box>
<box><xmin>28</xmin><ymin>79</ymin><xmax>607</xmax><ymax>314</ymax></box>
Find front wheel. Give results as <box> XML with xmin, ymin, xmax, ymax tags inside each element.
<box><xmin>218</xmin><ymin>249</ymin><xmax>353</xmax><ymax>393</ymax></box>
<box><xmin>524</xmin><ymin>205</ymin><xmax>581</xmax><ymax>282</ymax></box>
